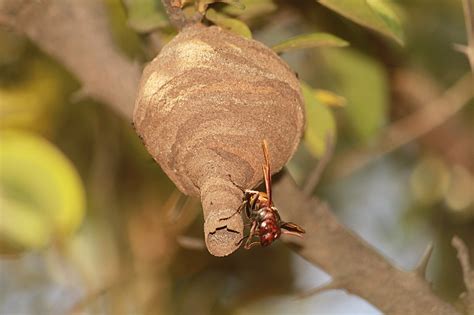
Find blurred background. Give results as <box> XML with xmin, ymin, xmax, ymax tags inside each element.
<box><xmin>0</xmin><ymin>0</ymin><xmax>473</xmax><ymax>314</ymax></box>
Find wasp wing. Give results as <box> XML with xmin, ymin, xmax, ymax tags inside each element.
<box><xmin>262</xmin><ymin>139</ymin><xmax>272</xmax><ymax>205</ymax></box>
<box><xmin>281</xmin><ymin>222</ymin><xmax>306</xmax><ymax>234</ymax></box>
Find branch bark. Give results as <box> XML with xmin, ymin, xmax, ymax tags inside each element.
<box><xmin>274</xmin><ymin>173</ymin><xmax>458</xmax><ymax>315</ymax></box>
<box><xmin>0</xmin><ymin>1</ymin><xmax>462</xmax><ymax>314</ymax></box>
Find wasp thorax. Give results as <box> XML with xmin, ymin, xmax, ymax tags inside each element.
<box><xmin>133</xmin><ymin>23</ymin><xmax>305</xmax><ymax>256</ymax></box>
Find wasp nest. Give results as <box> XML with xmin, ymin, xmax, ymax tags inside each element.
<box><xmin>133</xmin><ymin>24</ymin><xmax>304</xmax><ymax>256</ymax></box>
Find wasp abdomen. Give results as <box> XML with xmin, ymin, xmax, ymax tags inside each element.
<box><xmin>256</xmin><ymin>208</ymin><xmax>281</xmax><ymax>246</ymax></box>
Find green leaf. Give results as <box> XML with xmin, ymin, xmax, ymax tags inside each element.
<box><xmin>222</xmin><ymin>0</ymin><xmax>277</xmax><ymax>20</ymax></box>
<box><xmin>123</xmin><ymin>0</ymin><xmax>168</xmax><ymax>33</ymax></box>
<box><xmin>0</xmin><ymin>130</ymin><xmax>86</xmax><ymax>252</ymax></box>
<box><xmin>323</xmin><ymin>49</ymin><xmax>388</xmax><ymax>142</ymax></box>
<box><xmin>318</xmin><ymin>0</ymin><xmax>404</xmax><ymax>45</ymax></box>
<box><xmin>272</xmin><ymin>33</ymin><xmax>349</xmax><ymax>53</ymax></box>
<box><xmin>206</xmin><ymin>8</ymin><xmax>252</xmax><ymax>38</ymax></box>
<box><xmin>199</xmin><ymin>0</ymin><xmax>245</xmax><ymax>13</ymax></box>
<box><xmin>301</xmin><ymin>82</ymin><xmax>336</xmax><ymax>158</ymax></box>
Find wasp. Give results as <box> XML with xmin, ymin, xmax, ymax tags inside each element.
<box><xmin>238</xmin><ymin>140</ymin><xmax>305</xmax><ymax>249</ymax></box>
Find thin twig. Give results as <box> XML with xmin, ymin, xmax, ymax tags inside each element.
<box><xmin>161</xmin><ymin>0</ymin><xmax>188</xmax><ymax>30</ymax></box>
<box><xmin>452</xmin><ymin>236</ymin><xmax>474</xmax><ymax>292</ymax></box>
<box><xmin>176</xmin><ymin>235</ymin><xmax>206</xmax><ymax>250</ymax></box>
<box><xmin>332</xmin><ymin>73</ymin><xmax>474</xmax><ymax>179</ymax></box>
<box><xmin>455</xmin><ymin>0</ymin><xmax>474</xmax><ymax>71</ymax></box>
<box><xmin>303</xmin><ymin>136</ymin><xmax>334</xmax><ymax>196</ymax></box>
<box><xmin>452</xmin><ymin>236</ymin><xmax>474</xmax><ymax>314</ymax></box>
<box><xmin>462</xmin><ymin>0</ymin><xmax>474</xmax><ymax>48</ymax></box>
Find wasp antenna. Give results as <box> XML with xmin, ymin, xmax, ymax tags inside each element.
<box><xmin>262</xmin><ymin>139</ymin><xmax>270</xmax><ymax>168</ymax></box>
<box><xmin>227</xmin><ymin>174</ymin><xmax>246</xmax><ymax>192</ymax></box>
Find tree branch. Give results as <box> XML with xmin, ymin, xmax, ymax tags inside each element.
<box><xmin>452</xmin><ymin>236</ymin><xmax>474</xmax><ymax>314</ymax></box>
<box><xmin>2</xmin><ymin>2</ymin><xmax>461</xmax><ymax>314</ymax></box>
<box><xmin>274</xmin><ymin>173</ymin><xmax>458</xmax><ymax>315</ymax></box>
<box><xmin>0</xmin><ymin>0</ymin><xmax>140</xmax><ymax>120</ymax></box>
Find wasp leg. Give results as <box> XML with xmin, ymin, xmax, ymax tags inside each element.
<box><xmin>235</xmin><ymin>220</ymin><xmax>257</xmax><ymax>246</ymax></box>
<box><xmin>244</xmin><ymin>241</ymin><xmax>261</xmax><ymax>249</ymax></box>
<box><xmin>235</xmin><ymin>235</ymin><xmax>248</xmax><ymax>246</ymax></box>
<box><xmin>244</xmin><ymin>221</ymin><xmax>260</xmax><ymax>249</ymax></box>
<box><xmin>235</xmin><ymin>221</ymin><xmax>257</xmax><ymax>246</ymax></box>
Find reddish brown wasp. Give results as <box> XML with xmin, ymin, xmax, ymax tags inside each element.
<box><xmin>238</xmin><ymin>140</ymin><xmax>305</xmax><ymax>249</ymax></box>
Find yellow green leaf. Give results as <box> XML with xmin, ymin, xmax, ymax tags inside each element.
<box><xmin>206</xmin><ymin>8</ymin><xmax>252</xmax><ymax>38</ymax></box>
<box><xmin>301</xmin><ymin>82</ymin><xmax>336</xmax><ymax>158</ymax></box>
<box><xmin>318</xmin><ymin>0</ymin><xmax>404</xmax><ymax>45</ymax></box>
<box><xmin>272</xmin><ymin>33</ymin><xmax>349</xmax><ymax>53</ymax></box>
<box><xmin>0</xmin><ymin>130</ymin><xmax>86</xmax><ymax>252</ymax></box>
<box><xmin>314</xmin><ymin>89</ymin><xmax>347</xmax><ymax>108</ymax></box>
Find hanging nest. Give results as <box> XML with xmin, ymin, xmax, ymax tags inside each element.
<box><xmin>133</xmin><ymin>24</ymin><xmax>305</xmax><ymax>256</ymax></box>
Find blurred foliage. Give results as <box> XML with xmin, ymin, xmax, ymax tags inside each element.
<box><xmin>322</xmin><ymin>48</ymin><xmax>388</xmax><ymax>143</ymax></box>
<box><xmin>104</xmin><ymin>0</ymin><xmax>144</xmax><ymax>58</ymax></box>
<box><xmin>0</xmin><ymin>52</ymin><xmax>77</xmax><ymax>134</ymax></box>
<box><xmin>0</xmin><ymin>130</ymin><xmax>85</xmax><ymax>252</ymax></box>
<box><xmin>0</xmin><ymin>0</ymin><xmax>473</xmax><ymax>314</ymax></box>
<box><xmin>301</xmin><ymin>82</ymin><xmax>336</xmax><ymax>158</ymax></box>
<box><xmin>122</xmin><ymin>0</ymin><xmax>168</xmax><ymax>33</ymax></box>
